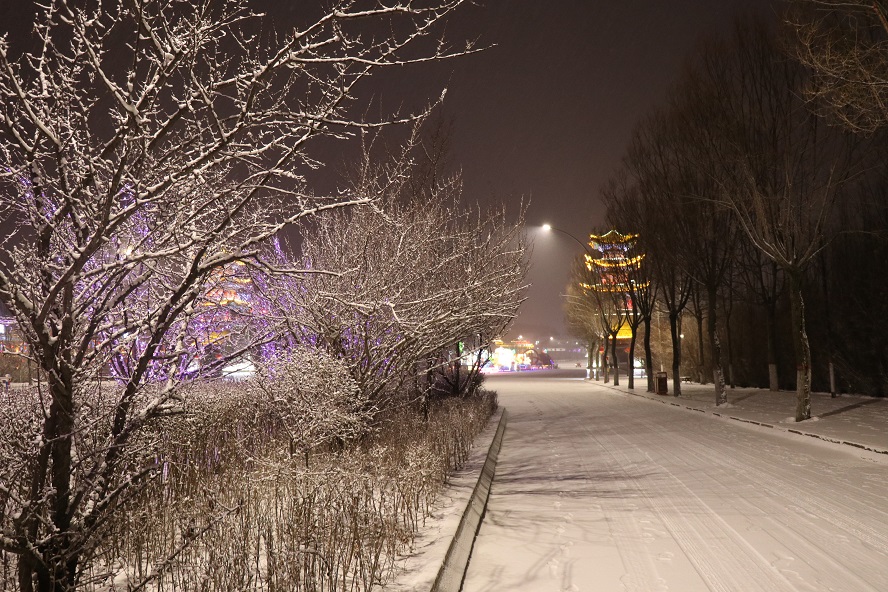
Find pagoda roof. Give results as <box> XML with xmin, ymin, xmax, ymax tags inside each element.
<box><xmin>588</xmin><ymin>229</ymin><xmax>637</xmax><ymax>243</ymax></box>
<box><xmin>586</xmin><ymin>253</ymin><xmax>645</xmax><ymax>269</ymax></box>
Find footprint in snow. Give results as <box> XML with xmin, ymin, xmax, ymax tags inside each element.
<box><xmin>642</xmin><ymin>526</ymin><xmax>667</xmax><ymax>538</ymax></box>
<box><xmin>770</xmin><ymin>553</ymin><xmax>795</xmax><ymax>570</ymax></box>
<box><xmin>547</xmin><ymin>557</ymin><xmax>559</xmax><ymax>577</ymax></box>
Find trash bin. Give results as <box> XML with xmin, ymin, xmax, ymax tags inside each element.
<box><xmin>655</xmin><ymin>371</ymin><xmax>668</xmax><ymax>395</ymax></box>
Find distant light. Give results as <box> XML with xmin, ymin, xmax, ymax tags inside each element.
<box><xmin>542</xmin><ymin>223</ymin><xmax>552</xmax><ymax>231</ymax></box>
<box><xmin>223</xmin><ymin>360</ymin><xmax>255</xmax><ymax>379</ymax></box>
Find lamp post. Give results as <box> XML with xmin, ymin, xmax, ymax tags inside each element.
<box><xmin>542</xmin><ymin>223</ymin><xmax>596</xmax><ymax>256</ymax></box>
<box><xmin>541</xmin><ymin>223</ymin><xmax>601</xmax><ymax>380</ymax></box>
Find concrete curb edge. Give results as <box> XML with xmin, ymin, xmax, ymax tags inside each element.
<box><xmin>431</xmin><ymin>408</ymin><xmax>508</xmax><ymax>592</ymax></box>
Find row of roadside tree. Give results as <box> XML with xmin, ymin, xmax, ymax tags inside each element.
<box><xmin>567</xmin><ymin>1</ymin><xmax>888</xmax><ymax>421</ymax></box>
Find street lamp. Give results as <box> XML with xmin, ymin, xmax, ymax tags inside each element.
<box><xmin>541</xmin><ymin>223</ymin><xmax>601</xmax><ymax>380</ymax></box>
<box><xmin>541</xmin><ymin>223</ymin><xmax>595</xmax><ymax>256</ymax></box>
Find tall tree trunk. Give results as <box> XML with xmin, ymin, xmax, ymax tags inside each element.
<box><xmin>820</xmin><ymin>252</ymin><xmax>837</xmax><ymax>398</ymax></box>
<box><xmin>601</xmin><ymin>340</ymin><xmax>609</xmax><ymax>383</ymax></box>
<box><xmin>708</xmin><ymin>286</ymin><xmax>727</xmax><ymax>406</ymax></box>
<box><xmin>20</xmin><ymin>372</ymin><xmax>80</xmax><ymax>592</ymax></box>
<box><xmin>789</xmin><ymin>269</ymin><xmax>812</xmax><ymax>421</ymax></box>
<box><xmin>669</xmin><ymin>311</ymin><xmax>682</xmax><ymax>397</ymax></box>
<box><xmin>628</xmin><ymin>327</ymin><xmax>637</xmax><ymax>389</ymax></box>
<box><xmin>726</xmin><ymin>324</ymin><xmax>735</xmax><ymax>389</ymax></box>
<box><xmin>593</xmin><ymin>342</ymin><xmax>600</xmax><ymax>380</ymax></box>
<box><xmin>765</xmin><ymin>302</ymin><xmax>779</xmax><ymax>391</ymax></box>
<box><xmin>695</xmin><ymin>307</ymin><xmax>706</xmax><ymax>384</ymax></box>
<box><xmin>829</xmin><ymin>362</ymin><xmax>836</xmax><ymax>398</ymax></box>
<box><xmin>722</xmin><ymin>281</ymin><xmax>736</xmax><ymax>389</ymax></box>
<box><xmin>611</xmin><ymin>333</ymin><xmax>620</xmax><ymax>387</ymax></box>
<box><xmin>643</xmin><ymin>316</ymin><xmax>654</xmax><ymax>392</ymax></box>
<box><xmin>451</xmin><ymin>357</ymin><xmax>461</xmax><ymax>396</ymax></box>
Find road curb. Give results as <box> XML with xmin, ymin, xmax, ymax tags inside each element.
<box><xmin>431</xmin><ymin>408</ymin><xmax>508</xmax><ymax>592</ymax></box>
<box><xmin>596</xmin><ymin>382</ymin><xmax>888</xmax><ymax>457</ymax></box>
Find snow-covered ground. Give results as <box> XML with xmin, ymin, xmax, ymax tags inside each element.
<box><xmin>382</xmin><ymin>409</ymin><xmax>505</xmax><ymax>591</ymax></box>
<box><xmin>626</xmin><ymin>380</ymin><xmax>888</xmax><ymax>456</ymax></box>
<box><xmin>458</xmin><ymin>370</ymin><xmax>888</xmax><ymax>591</ymax></box>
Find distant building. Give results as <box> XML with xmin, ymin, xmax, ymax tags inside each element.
<box><xmin>0</xmin><ymin>313</ymin><xmax>30</xmax><ymax>382</ymax></box>
<box><xmin>585</xmin><ymin>229</ymin><xmax>644</xmax><ymax>296</ymax></box>
<box><xmin>584</xmin><ymin>229</ymin><xmax>648</xmax><ymax>373</ymax></box>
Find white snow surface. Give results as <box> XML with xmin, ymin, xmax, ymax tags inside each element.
<box><xmin>382</xmin><ymin>409</ymin><xmax>504</xmax><ymax>591</ymax></box>
<box><xmin>425</xmin><ymin>371</ymin><xmax>888</xmax><ymax>592</ymax></box>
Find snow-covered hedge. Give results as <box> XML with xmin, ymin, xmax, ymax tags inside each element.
<box><xmin>254</xmin><ymin>346</ymin><xmax>372</xmax><ymax>467</ymax></box>
<box><xmin>0</xmin><ymin>380</ymin><xmax>497</xmax><ymax>591</ymax></box>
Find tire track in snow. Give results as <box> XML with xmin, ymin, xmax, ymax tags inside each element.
<box><xmin>652</xmin><ymin>451</ymin><xmax>870</xmax><ymax>591</ymax></box>
<box><xmin>657</xmin><ymin>419</ymin><xmax>888</xmax><ymax>590</ymax></box>
<box><xmin>531</xmin><ymin>396</ymin><xmax>669</xmax><ymax>591</ymax></box>
<box><xmin>465</xmin><ymin>375</ymin><xmax>888</xmax><ymax>591</ymax></box>
<box><xmin>580</xmin><ymin>406</ymin><xmax>798</xmax><ymax>592</ymax></box>
<box><xmin>651</xmin><ymin>441</ymin><xmax>881</xmax><ymax>591</ymax></box>
<box><xmin>525</xmin><ymin>398</ymin><xmax>596</xmax><ymax>591</ymax></box>
<box><xmin>607</xmin><ymin>392</ymin><xmax>888</xmax><ymax>591</ymax></box>
<box><xmin>558</xmin><ymin>418</ymin><xmax>668</xmax><ymax>591</ymax></box>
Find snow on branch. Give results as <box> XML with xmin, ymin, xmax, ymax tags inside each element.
<box><xmin>0</xmin><ymin>0</ymin><xmax>474</xmax><ymax>588</ymax></box>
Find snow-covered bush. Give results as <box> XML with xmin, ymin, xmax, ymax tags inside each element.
<box><xmin>254</xmin><ymin>347</ymin><xmax>372</xmax><ymax>466</ymax></box>
<box><xmin>6</xmin><ymin>382</ymin><xmax>497</xmax><ymax>592</ymax></box>
<box><xmin>266</xmin><ymin>169</ymin><xmax>528</xmax><ymax>410</ymax></box>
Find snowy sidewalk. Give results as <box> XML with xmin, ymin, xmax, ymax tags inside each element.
<box><xmin>462</xmin><ymin>371</ymin><xmax>888</xmax><ymax>591</ymax></box>
<box><xmin>599</xmin><ymin>379</ymin><xmax>888</xmax><ymax>457</ymax></box>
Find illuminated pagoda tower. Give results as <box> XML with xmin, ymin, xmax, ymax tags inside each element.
<box><xmin>582</xmin><ymin>230</ymin><xmax>647</xmax><ymax>377</ymax></box>
<box><xmin>584</xmin><ymin>229</ymin><xmax>643</xmax><ymax>296</ymax></box>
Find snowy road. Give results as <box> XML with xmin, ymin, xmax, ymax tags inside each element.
<box><xmin>462</xmin><ymin>370</ymin><xmax>888</xmax><ymax>592</ymax></box>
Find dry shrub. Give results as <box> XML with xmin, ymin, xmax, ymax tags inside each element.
<box><xmin>0</xmin><ymin>381</ymin><xmax>496</xmax><ymax>591</ymax></box>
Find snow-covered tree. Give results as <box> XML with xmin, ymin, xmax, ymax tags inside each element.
<box><xmin>0</xmin><ymin>0</ymin><xmax>471</xmax><ymax>589</ymax></box>
<box><xmin>790</xmin><ymin>1</ymin><xmax>888</xmax><ymax>134</ymax></box>
<box><xmin>263</xmin><ymin>133</ymin><xmax>529</xmax><ymax>410</ymax></box>
<box><xmin>704</xmin><ymin>17</ymin><xmax>859</xmax><ymax>420</ymax></box>
<box><xmin>254</xmin><ymin>346</ymin><xmax>370</xmax><ymax>467</ymax></box>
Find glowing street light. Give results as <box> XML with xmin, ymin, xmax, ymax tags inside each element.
<box><xmin>541</xmin><ymin>223</ymin><xmax>594</xmax><ymax>256</ymax></box>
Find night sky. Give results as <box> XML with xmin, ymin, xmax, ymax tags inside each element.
<box><xmin>427</xmin><ymin>0</ymin><xmax>783</xmax><ymax>340</ymax></box>
<box><xmin>0</xmin><ymin>0</ymin><xmax>782</xmax><ymax>339</ymax></box>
